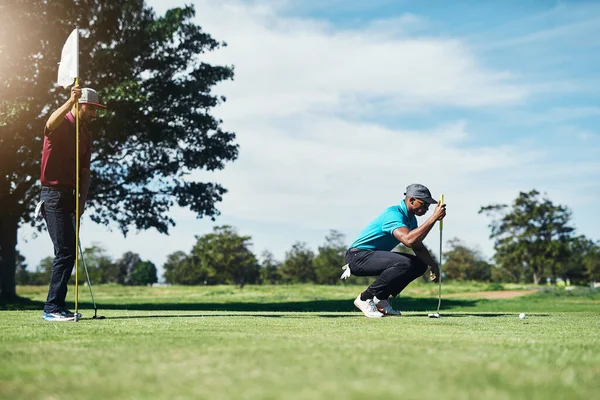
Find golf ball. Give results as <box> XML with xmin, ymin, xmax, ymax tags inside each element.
<box><xmin>519</xmin><ymin>313</ymin><xmax>526</xmax><ymax>319</ymax></box>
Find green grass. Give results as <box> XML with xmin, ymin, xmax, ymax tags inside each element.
<box><xmin>1</xmin><ymin>283</ymin><xmax>599</xmax><ymax>400</ymax></box>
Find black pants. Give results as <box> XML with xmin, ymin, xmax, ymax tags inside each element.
<box><xmin>41</xmin><ymin>187</ymin><xmax>76</xmax><ymax>313</ymax></box>
<box><xmin>345</xmin><ymin>249</ymin><xmax>428</xmax><ymax>299</ymax></box>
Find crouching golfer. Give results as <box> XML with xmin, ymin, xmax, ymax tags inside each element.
<box><xmin>342</xmin><ymin>184</ymin><xmax>446</xmax><ymax>318</ymax></box>
<box><xmin>39</xmin><ymin>85</ymin><xmax>105</xmax><ymax>321</ymax></box>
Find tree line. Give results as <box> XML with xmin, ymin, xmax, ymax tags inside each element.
<box><xmin>16</xmin><ymin>190</ymin><xmax>600</xmax><ymax>287</ymax></box>
<box><xmin>16</xmin><ymin>247</ymin><xmax>158</xmax><ymax>287</ymax></box>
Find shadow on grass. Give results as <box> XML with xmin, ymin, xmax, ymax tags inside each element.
<box><xmin>66</xmin><ymin>297</ymin><xmax>477</xmax><ymax>313</ymax></box>
<box><xmin>3</xmin><ymin>297</ymin><xmax>545</xmax><ymax>319</ymax></box>
<box><xmin>7</xmin><ymin>296</ymin><xmax>539</xmax><ymax>318</ymax></box>
<box><xmin>99</xmin><ymin>313</ymin><xmax>361</xmax><ymax>320</ymax></box>
<box><xmin>0</xmin><ymin>296</ymin><xmax>45</xmax><ymax>311</ymax></box>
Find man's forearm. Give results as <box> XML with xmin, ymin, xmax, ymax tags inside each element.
<box><xmin>46</xmin><ymin>99</ymin><xmax>75</xmax><ymax>132</ymax></box>
<box><xmin>403</xmin><ymin>217</ymin><xmax>437</xmax><ymax>247</ymax></box>
<box><xmin>414</xmin><ymin>245</ymin><xmax>439</xmax><ymax>270</ymax></box>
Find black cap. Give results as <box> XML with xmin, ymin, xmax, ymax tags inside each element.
<box><xmin>404</xmin><ymin>183</ymin><xmax>438</xmax><ymax>204</ymax></box>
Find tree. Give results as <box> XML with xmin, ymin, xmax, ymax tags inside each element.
<box><xmin>164</xmin><ymin>226</ymin><xmax>259</xmax><ymax>286</ymax></box>
<box><xmin>163</xmin><ymin>250</ymin><xmax>188</xmax><ymax>284</ymax></box>
<box><xmin>583</xmin><ymin>240</ymin><xmax>600</xmax><ymax>283</ymax></box>
<box><xmin>259</xmin><ymin>250</ymin><xmax>282</xmax><ymax>284</ymax></box>
<box><xmin>27</xmin><ymin>256</ymin><xmax>54</xmax><ymax>286</ymax></box>
<box><xmin>15</xmin><ymin>251</ymin><xmax>29</xmax><ymax>285</ymax></box>
<box><xmin>130</xmin><ymin>261</ymin><xmax>158</xmax><ymax>286</ymax></box>
<box><xmin>81</xmin><ymin>243</ymin><xmax>118</xmax><ymax>284</ymax></box>
<box><xmin>442</xmin><ymin>238</ymin><xmax>492</xmax><ymax>282</ymax></box>
<box><xmin>0</xmin><ymin>1</ymin><xmax>238</xmax><ymax>301</ymax></box>
<box><xmin>280</xmin><ymin>242</ymin><xmax>315</xmax><ymax>283</ymax></box>
<box><xmin>479</xmin><ymin>190</ymin><xmax>574</xmax><ymax>285</ymax></box>
<box><xmin>313</xmin><ymin>230</ymin><xmax>347</xmax><ymax>285</ymax></box>
<box><xmin>115</xmin><ymin>252</ymin><xmax>142</xmax><ymax>285</ymax></box>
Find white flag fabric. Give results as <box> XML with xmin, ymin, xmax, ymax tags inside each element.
<box><xmin>57</xmin><ymin>28</ymin><xmax>79</xmax><ymax>88</ymax></box>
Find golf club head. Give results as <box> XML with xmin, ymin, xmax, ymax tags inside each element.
<box><xmin>92</xmin><ymin>309</ymin><xmax>105</xmax><ymax>319</ymax></box>
<box><xmin>428</xmin><ymin>313</ymin><xmax>440</xmax><ymax>318</ymax></box>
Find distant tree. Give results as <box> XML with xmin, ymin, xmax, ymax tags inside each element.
<box><xmin>29</xmin><ymin>256</ymin><xmax>54</xmax><ymax>286</ymax></box>
<box><xmin>163</xmin><ymin>251</ymin><xmax>189</xmax><ymax>284</ymax></box>
<box><xmin>130</xmin><ymin>261</ymin><xmax>158</xmax><ymax>286</ymax></box>
<box><xmin>77</xmin><ymin>243</ymin><xmax>118</xmax><ymax>283</ymax></box>
<box><xmin>280</xmin><ymin>242</ymin><xmax>315</xmax><ymax>283</ymax></box>
<box><xmin>479</xmin><ymin>190</ymin><xmax>574</xmax><ymax>284</ymax></box>
<box><xmin>582</xmin><ymin>239</ymin><xmax>600</xmax><ymax>283</ymax></box>
<box><xmin>165</xmin><ymin>226</ymin><xmax>259</xmax><ymax>286</ymax></box>
<box><xmin>554</xmin><ymin>236</ymin><xmax>591</xmax><ymax>285</ymax></box>
<box><xmin>164</xmin><ymin>252</ymin><xmax>208</xmax><ymax>286</ymax></box>
<box><xmin>115</xmin><ymin>252</ymin><xmax>142</xmax><ymax>285</ymax></box>
<box><xmin>15</xmin><ymin>251</ymin><xmax>29</xmax><ymax>285</ymax></box>
<box><xmin>313</xmin><ymin>230</ymin><xmax>347</xmax><ymax>285</ymax></box>
<box><xmin>443</xmin><ymin>238</ymin><xmax>492</xmax><ymax>282</ymax></box>
<box><xmin>259</xmin><ymin>250</ymin><xmax>282</xmax><ymax>284</ymax></box>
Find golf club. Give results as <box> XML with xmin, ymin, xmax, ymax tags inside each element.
<box><xmin>71</xmin><ymin>218</ymin><xmax>105</xmax><ymax>320</ymax></box>
<box><xmin>429</xmin><ymin>194</ymin><xmax>444</xmax><ymax>319</ymax></box>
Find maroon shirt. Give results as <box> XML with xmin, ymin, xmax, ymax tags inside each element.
<box><xmin>40</xmin><ymin>112</ymin><xmax>92</xmax><ymax>188</ymax></box>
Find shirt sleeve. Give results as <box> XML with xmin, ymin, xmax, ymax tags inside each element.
<box><xmin>44</xmin><ymin>119</ymin><xmax>68</xmax><ymax>140</ymax></box>
<box><xmin>381</xmin><ymin>210</ymin><xmax>410</xmax><ymax>235</ymax></box>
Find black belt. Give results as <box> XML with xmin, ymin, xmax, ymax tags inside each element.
<box><xmin>347</xmin><ymin>248</ymin><xmax>364</xmax><ymax>254</ymax></box>
<box><xmin>42</xmin><ymin>186</ymin><xmax>76</xmax><ymax>195</ymax></box>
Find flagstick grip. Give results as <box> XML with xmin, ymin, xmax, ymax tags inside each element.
<box><xmin>439</xmin><ymin>194</ymin><xmax>444</xmax><ymax>231</ymax></box>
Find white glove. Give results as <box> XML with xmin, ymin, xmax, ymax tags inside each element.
<box><xmin>340</xmin><ymin>264</ymin><xmax>352</xmax><ymax>280</ymax></box>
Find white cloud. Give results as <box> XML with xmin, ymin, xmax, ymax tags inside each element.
<box><xmin>187</xmin><ymin>0</ymin><xmax>530</xmax><ymax>120</ymax></box>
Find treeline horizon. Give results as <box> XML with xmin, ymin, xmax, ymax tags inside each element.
<box><xmin>16</xmin><ymin>191</ymin><xmax>600</xmax><ymax>287</ymax></box>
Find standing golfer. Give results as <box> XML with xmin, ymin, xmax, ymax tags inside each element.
<box><xmin>343</xmin><ymin>183</ymin><xmax>446</xmax><ymax>318</ymax></box>
<box><xmin>39</xmin><ymin>84</ymin><xmax>105</xmax><ymax>321</ymax></box>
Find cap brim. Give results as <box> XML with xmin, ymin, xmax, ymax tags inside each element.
<box><xmin>421</xmin><ymin>197</ymin><xmax>438</xmax><ymax>204</ymax></box>
<box><xmin>80</xmin><ymin>101</ymin><xmax>106</xmax><ymax>109</ymax></box>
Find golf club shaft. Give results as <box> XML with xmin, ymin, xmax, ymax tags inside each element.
<box><xmin>78</xmin><ymin>241</ymin><xmax>97</xmax><ymax>310</ymax></box>
<box><xmin>71</xmin><ymin>218</ymin><xmax>97</xmax><ymax>311</ymax></box>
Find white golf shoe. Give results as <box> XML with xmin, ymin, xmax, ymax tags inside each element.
<box><xmin>353</xmin><ymin>295</ymin><xmax>384</xmax><ymax>318</ymax></box>
<box><xmin>373</xmin><ymin>297</ymin><xmax>402</xmax><ymax>316</ymax></box>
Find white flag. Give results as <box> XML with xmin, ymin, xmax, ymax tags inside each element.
<box><xmin>57</xmin><ymin>28</ymin><xmax>79</xmax><ymax>88</ymax></box>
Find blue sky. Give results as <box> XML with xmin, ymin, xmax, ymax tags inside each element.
<box><xmin>18</xmin><ymin>0</ymin><xmax>600</xmax><ymax>278</ymax></box>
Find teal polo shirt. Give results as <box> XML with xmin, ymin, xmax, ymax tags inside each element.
<box><xmin>349</xmin><ymin>200</ymin><xmax>418</xmax><ymax>251</ymax></box>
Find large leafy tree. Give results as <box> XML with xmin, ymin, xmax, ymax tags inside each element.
<box><xmin>479</xmin><ymin>190</ymin><xmax>575</xmax><ymax>284</ymax></box>
<box><xmin>0</xmin><ymin>1</ymin><xmax>238</xmax><ymax>300</ymax></box>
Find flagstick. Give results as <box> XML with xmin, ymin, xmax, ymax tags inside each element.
<box><xmin>436</xmin><ymin>194</ymin><xmax>444</xmax><ymax>315</ymax></box>
<box><xmin>75</xmin><ymin>77</ymin><xmax>80</xmax><ymax>322</ymax></box>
